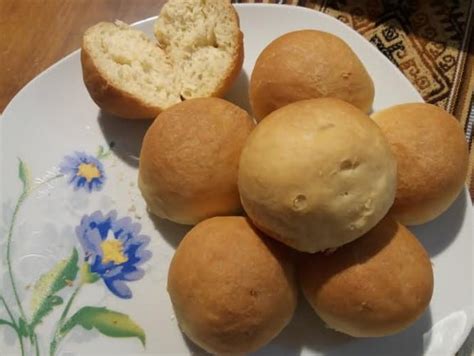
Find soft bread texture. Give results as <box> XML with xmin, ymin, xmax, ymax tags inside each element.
<box><xmin>372</xmin><ymin>103</ymin><xmax>469</xmax><ymax>225</ymax></box>
<box><xmin>81</xmin><ymin>0</ymin><xmax>243</xmax><ymax>119</ymax></box>
<box><xmin>250</xmin><ymin>30</ymin><xmax>374</xmax><ymax>121</ymax></box>
<box><xmin>154</xmin><ymin>0</ymin><xmax>244</xmax><ymax>99</ymax></box>
<box><xmin>168</xmin><ymin>216</ymin><xmax>298</xmax><ymax>354</ymax></box>
<box><xmin>82</xmin><ymin>21</ymin><xmax>179</xmax><ymax>119</ymax></box>
<box><xmin>138</xmin><ymin>97</ymin><xmax>255</xmax><ymax>225</ymax></box>
<box><xmin>238</xmin><ymin>98</ymin><xmax>397</xmax><ymax>253</ymax></box>
<box><xmin>298</xmin><ymin>216</ymin><xmax>434</xmax><ymax>337</ymax></box>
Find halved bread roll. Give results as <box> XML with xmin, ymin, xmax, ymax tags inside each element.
<box><xmin>154</xmin><ymin>0</ymin><xmax>244</xmax><ymax>100</ymax></box>
<box><xmin>81</xmin><ymin>0</ymin><xmax>243</xmax><ymax>119</ymax></box>
<box><xmin>82</xmin><ymin>21</ymin><xmax>179</xmax><ymax>119</ymax></box>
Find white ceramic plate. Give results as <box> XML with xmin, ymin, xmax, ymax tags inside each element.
<box><xmin>1</xmin><ymin>4</ymin><xmax>472</xmax><ymax>356</ymax></box>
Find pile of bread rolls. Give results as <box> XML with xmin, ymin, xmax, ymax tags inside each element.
<box><xmin>81</xmin><ymin>0</ymin><xmax>469</xmax><ymax>353</ymax></box>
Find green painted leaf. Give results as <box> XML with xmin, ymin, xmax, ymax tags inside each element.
<box><xmin>80</xmin><ymin>263</ymin><xmax>100</xmax><ymax>284</ymax></box>
<box><xmin>96</xmin><ymin>145</ymin><xmax>105</xmax><ymax>158</ymax></box>
<box><xmin>96</xmin><ymin>145</ymin><xmax>112</xmax><ymax>159</ymax></box>
<box><xmin>18</xmin><ymin>159</ymin><xmax>31</xmax><ymax>193</ymax></box>
<box><xmin>18</xmin><ymin>317</ymin><xmax>29</xmax><ymax>337</ymax></box>
<box><xmin>60</xmin><ymin>307</ymin><xmax>145</xmax><ymax>346</ymax></box>
<box><xmin>30</xmin><ymin>249</ymin><xmax>79</xmax><ymax>329</ymax></box>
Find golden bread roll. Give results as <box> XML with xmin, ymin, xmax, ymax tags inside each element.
<box><xmin>299</xmin><ymin>216</ymin><xmax>434</xmax><ymax>337</ymax></box>
<box><xmin>238</xmin><ymin>98</ymin><xmax>397</xmax><ymax>252</ymax></box>
<box><xmin>168</xmin><ymin>216</ymin><xmax>298</xmax><ymax>354</ymax></box>
<box><xmin>249</xmin><ymin>30</ymin><xmax>374</xmax><ymax>121</ymax></box>
<box><xmin>139</xmin><ymin>98</ymin><xmax>254</xmax><ymax>225</ymax></box>
<box><xmin>372</xmin><ymin>103</ymin><xmax>468</xmax><ymax>225</ymax></box>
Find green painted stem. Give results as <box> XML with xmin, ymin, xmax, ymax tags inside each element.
<box><xmin>58</xmin><ymin>285</ymin><xmax>81</xmax><ymax>328</ymax></box>
<box><xmin>6</xmin><ymin>174</ymin><xmax>63</xmax><ymax>320</ymax></box>
<box><xmin>17</xmin><ymin>328</ymin><xmax>25</xmax><ymax>356</ymax></box>
<box><xmin>5</xmin><ymin>173</ymin><xmax>64</xmax><ymax>356</ymax></box>
<box><xmin>19</xmin><ymin>334</ymin><xmax>25</xmax><ymax>356</ymax></box>
<box><xmin>0</xmin><ymin>295</ymin><xmax>24</xmax><ymax>356</ymax></box>
<box><xmin>6</xmin><ymin>191</ymin><xmax>29</xmax><ymax>328</ymax></box>
<box><xmin>31</xmin><ymin>174</ymin><xmax>64</xmax><ymax>194</ymax></box>
<box><xmin>33</xmin><ymin>333</ymin><xmax>40</xmax><ymax>356</ymax></box>
<box><xmin>50</xmin><ymin>284</ymin><xmax>82</xmax><ymax>356</ymax></box>
<box><xmin>0</xmin><ymin>295</ymin><xmax>18</xmax><ymax>329</ymax></box>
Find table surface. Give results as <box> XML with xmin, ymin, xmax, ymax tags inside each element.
<box><xmin>0</xmin><ymin>1</ymin><xmax>472</xmax><ymax>355</ymax></box>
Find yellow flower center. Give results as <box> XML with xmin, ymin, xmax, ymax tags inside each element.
<box><xmin>101</xmin><ymin>235</ymin><xmax>128</xmax><ymax>265</ymax></box>
<box><xmin>77</xmin><ymin>163</ymin><xmax>101</xmax><ymax>182</ymax></box>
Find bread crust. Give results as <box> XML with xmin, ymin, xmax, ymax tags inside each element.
<box><xmin>298</xmin><ymin>216</ymin><xmax>434</xmax><ymax>337</ymax></box>
<box><xmin>211</xmin><ymin>4</ymin><xmax>244</xmax><ymax>97</ymax></box>
<box><xmin>138</xmin><ymin>97</ymin><xmax>255</xmax><ymax>225</ymax></box>
<box><xmin>372</xmin><ymin>103</ymin><xmax>469</xmax><ymax>225</ymax></box>
<box><xmin>213</xmin><ymin>29</ymin><xmax>244</xmax><ymax>98</ymax></box>
<box><xmin>249</xmin><ymin>30</ymin><xmax>375</xmax><ymax>121</ymax></box>
<box><xmin>238</xmin><ymin>98</ymin><xmax>397</xmax><ymax>252</ymax></box>
<box><xmin>168</xmin><ymin>216</ymin><xmax>298</xmax><ymax>354</ymax></box>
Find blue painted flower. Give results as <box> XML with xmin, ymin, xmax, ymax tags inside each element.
<box><xmin>60</xmin><ymin>152</ymin><xmax>106</xmax><ymax>192</ymax></box>
<box><xmin>75</xmin><ymin>210</ymin><xmax>152</xmax><ymax>299</ymax></box>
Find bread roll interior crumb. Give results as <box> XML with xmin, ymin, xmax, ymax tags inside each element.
<box><xmin>85</xmin><ymin>21</ymin><xmax>180</xmax><ymax>108</ymax></box>
<box><xmin>82</xmin><ymin>0</ymin><xmax>242</xmax><ymax>117</ymax></box>
<box><xmin>155</xmin><ymin>0</ymin><xmax>241</xmax><ymax>98</ymax></box>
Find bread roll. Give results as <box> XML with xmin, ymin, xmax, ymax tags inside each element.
<box><xmin>168</xmin><ymin>216</ymin><xmax>298</xmax><ymax>354</ymax></box>
<box><xmin>81</xmin><ymin>21</ymin><xmax>179</xmax><ymax>119</ymax></box>
<box><xmin>238</xmin><ymin>98</ymin><xmax>397</xmax><ymax>252</ymax></box>
<box><xmin>372</xmin><ymin>103</ymin><xmax>468</xmax><ymax>225</ymax></box>
<box><xmin>139</xmin><ymin>97</ymin><xmax>254</xmax><ymax>225</ymax></box>
<box><xmin>299</xmin><ymin>216</ymin><xmax>434</xmax><ymax>337</ymax></box>
<box><xmin>249</xmin><ymin>30</ymin><xmax>374</xmax><ymax>121</ymax></box>
<box><xmin>81</xmin><ymin>0</ymin><xmax>243</xmax><ymax>119</ymax></box>
<box><xmin>154</xmin><ymin>0</ymin><xmax>244</xmax><ymax>100</ymax></box>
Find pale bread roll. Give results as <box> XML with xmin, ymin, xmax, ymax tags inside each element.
<box><xmin>81</xmin><ymin>0</ymin><xmax>243</xmax><ymax>119</ymax></box>
<box><xmin>299</xmin><ymin>216</ymin><xmax>434</xmax><ymax>337</ymax></box>
<box><xmin>154</xmin><ymin>0</ymin><xmax>244</xmax><ymax>100</ymax></box>
<box><xmin>250</xmin><ymin>30</ymin><xmax>374</xmax><ymax>121</ymax></box>
<box><xmin>81</xmin><ymin>21</ymin><xmax>178</xmax><ymax>119</ymax></box>
<box><xmin>168</xmin><ymin>216</ymin><xmax>298</xmax><ymax>354</ymax></box>
<box><xmin>238</xmin><ymin>98</ymin><xmax>397</xmax><ymax>252</ymax></box>
<box><xmin>138</xmin><ymin>97</ymin><xmax>254</xmax><ymax>225</ymax></box>
<box><xmin>372</xmin><ymin>103</ymin><xmax>469</xmax><ymax>225</ymax></box>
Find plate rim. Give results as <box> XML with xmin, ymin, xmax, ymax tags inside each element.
<box><xmin>1</xmin><ymin>3</ymin><xmax>473</xmax><ymax>354</ymax></box>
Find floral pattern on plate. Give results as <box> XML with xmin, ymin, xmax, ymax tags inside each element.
<box><xmin>60</xmin><ymin>151</ymin><xmax>107</xmax><ymax>192</ymax></box>
<box><xmin>1</xmin><ymin>147</ymin><xmax>150</xmax><ymax>356</ymax></box>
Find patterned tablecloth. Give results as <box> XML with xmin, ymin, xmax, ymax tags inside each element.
<box><xmin>234</xmin><ymin>0</ymin><xmax>474</xmax><ymax>199</ymax></box>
